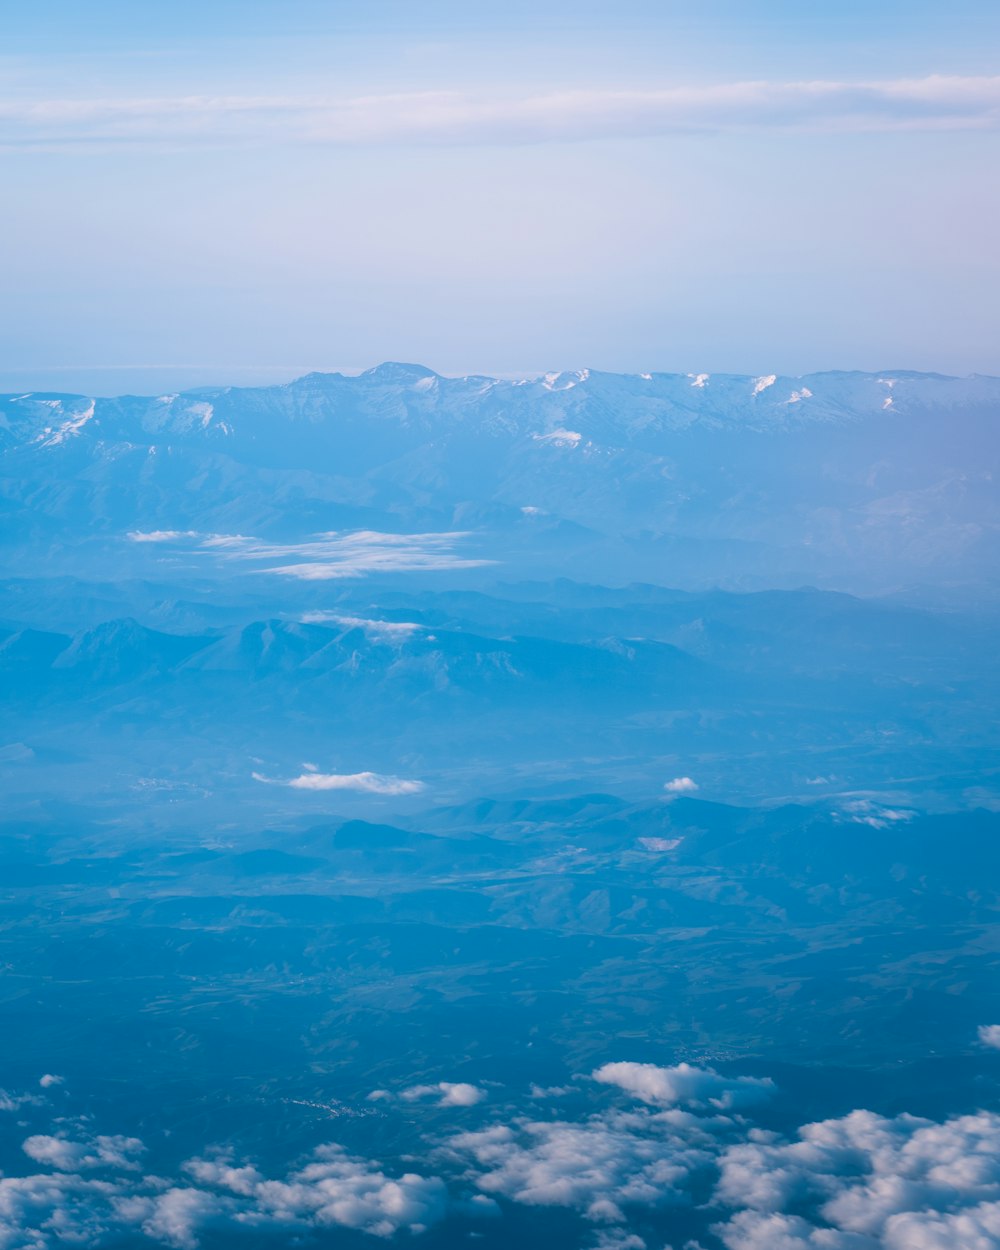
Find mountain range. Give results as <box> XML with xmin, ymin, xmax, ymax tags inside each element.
<box><xmin>2</xmin><ymin>364</ymin><xmax>998</xmax><ymax>591</ymax></box>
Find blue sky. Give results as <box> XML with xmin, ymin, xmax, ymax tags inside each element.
<box><xmin>2</xmin><ymin>0</ymin><xmax>999</xmax><ymax>391</ymax></box>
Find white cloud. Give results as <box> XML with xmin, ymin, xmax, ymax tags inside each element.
<box><xmin>3</xmin><ymin>76</ymin><xmax>1000</xmax><ymax>151</ymax></box>
<box><xmin>0</xmin><ymin>1088</ymin><xmax>41</xmax><ymax>1112</ymax></box>
<box><xmin>253</xmin><ymin>769</ymin><xmax>426</xmax><ymax>795</ymax></box>
<box><xmin>401</xmin><ymin>1082</ymin><xmax>487</xmax><ymax>1108</ymax></box>
<box><xmin>0</xmin><ymin>1172</ymin><xmax>131</xmax><ymax>1249</ymax></box>
<box><xmin>11</xmin><ymin>1076</ymin><xmax>1000</xmax><ymax>1248</ymax></box>
<box><xmin>713</xmin><ymin>1108</ymin><xmax>1000</xmax><ymax>1249</ymax></box>
<box><xmin>131</xmin><ymin>1188</ymin><xmax>226</xmax><ymax>1250</ymax></box>
<box><xmin>206</xmin><ymin>529</ymin><xmax>490</xmax><ymax>579</ymax></box>
<box><xmin>714</xmin><ymin>1209</ymin><xmax>875</xmax><ymax>1248</ymax></box>
<box><xmin>38</xmin><ymin>1075</ymin><xmax>64</xmax><ymax>1089</ymax></box>
<box><xmin>978</xmin><ymin>1025</ymin><xmax>1000</xmax><ymax>1049</ymax></box>
<box><xmin>183</xmin><ymin>1156</ymin><xmax>263</xmax><ymax>1196</ymax></box>
<box><xmin>881</xmin><ymin>1202</ymin><xmax>1000</xmax><ymax>1250</ymax></box>
<box><xmin>592</xmin><ymin>1232</ymin><xmax>647</xmax><ymax>1250</ymax></box>
<box><xmin>3</xmin><ymin>1135</ymin><xmax>451</xmax><ymax>1247</ymax></box>
<box><xmin>22</xmin><ymin>1133</ymin><xmax>146</xmax><ymax>1172</ymax></box>
<box><xmin>593</xmin><ymin>1062</ymin><xmax>774</xmax><ymax>1112</ymax></box>
<box><xmin>299</xmin><ymin>614</ymin><xmax>425</xmax><ymax>642</ymax></box>
<box><xmin>127</xmin><ymin>530</ymin><xmax>198</xmax><ymax>542</ymax></box>
<box><xmin>125</xmin><ymin>528</ymin><xmax>491</xmax><ymax>578</ymax></box>
<box><xmin>664</xmin><ymin>777</ymin><xmax>698</xmax><ymax>794</ymax></box>
<box><xmin>447</xmin><ymin>1109</ymin><xmax>715</xmax><ymax>1223</ymax></box>
<box><xmin>234</xmin><ymin>1143</ymin><xmax>448</xmax><ymax>1237</ymax></box>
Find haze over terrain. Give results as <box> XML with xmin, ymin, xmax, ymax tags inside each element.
<box><xmin>3</xmin><ymin>1</ymin><xmax>1000</xmax><ymax>1247</ymax></box>
<box><xmin>1</xmin><ymin>361</ymin><xmax>999</xmax><ymax>1249</ymax></box>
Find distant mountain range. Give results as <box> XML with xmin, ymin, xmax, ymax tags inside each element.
<box><xmin>2</xmin><ymin>365</ymin><xmax>998</xmax><ymax>591</ymax></box>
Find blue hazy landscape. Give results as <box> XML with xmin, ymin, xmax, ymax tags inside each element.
<box><xmin>2</xmin><ymin>3</ymin><xmax>1000</xmax><ymax>1249</ymax></box>
<box><xmin>2</xmin><ymin>363</ymin><xmax>1000</xmax><ymax>1250</ymax></box>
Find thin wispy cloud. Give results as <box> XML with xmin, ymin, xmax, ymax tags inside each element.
<box><xmin>3</xmin><ymin>75</ymin><xmax>1000</xmax><ymax>150</ymax></box>
<box><xmin>127</xmin><ymin>528</ymin><xmax>491</xmax><ymax>578</ymax></box>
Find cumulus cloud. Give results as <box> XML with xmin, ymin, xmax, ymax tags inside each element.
<box><xmin>401</xmin><ymin>1082</ymin><xmax>487</xmax><ymax>1108</ymax></box>
<box><xmin>3</xmin><ymin>1135</ymin><xmax>451</xmax><ymax>1247</ymax></box>
<box><xmin>22</xmin><ymin>1133</ymin><xmax>146</xmax><ymax>1172</ymax></box>
<box><xmin>122</xmin><ymin>1188</ymin><xmax>226</xmax><ymax>1250</ymax></box>
<box><xmin>979</xmin><ymin>1024</ymin><xmax>1000</xmax><ymax>1049</ymax></box>
<box><xmin>3</xmin><ymin>76</ymin><xmax>1000</xmax><ymax>151</ymax></box>
<box><xmin>38</xmin><ymin>1075</ymin><xmax>64</xmax><ymax>1089</ymax></box>
<box><xmin>10</xmin><ymin>1077</ymin><xmax>1000</xmax><ymax>1248</ymax></box>
<box><xmin>189</xmin><ymin>1142</ymin><xmax>449</xmax><ymax>1238</ymax></box>
<box><xmin>0</xmin><ymin>1171</ymin><xmax>130</xmax><ymax>1249</ymax></box>
<box><xmin>664</xmin><ymin>777</ymin><xmax>698</xmax><ymax>794</ymax></box>
<box><xmin>446</xmin><ymin>1108</ymin><xmax>721</xmax><ymax>1223</ymax></box>
<box><xmin>593</xmin><ymin>1062</ymin><xmax>775</xmax><ymax>1112</ymax></box>
<box><xmin>714</xmin><ymin>1209</ymin><xmax>875</xmax><ymax>1248</ymax></box>
<box><xmin>712</xmin><ymin>1108</ymin><xmax>1000</xmax><ymax>1249</ymax></box>
<box><xmin>253</xmin><ymin>769</ymin><xmax>426</xmax><ymax>795</ymax></box>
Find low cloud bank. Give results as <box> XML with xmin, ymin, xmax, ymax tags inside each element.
<box><xmin>8</xmin><ymin>1065</ymin><xmax>1000</xmax><ymax>1247</ymax></box>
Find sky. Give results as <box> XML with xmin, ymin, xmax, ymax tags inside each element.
<box><xmin>2</xmin><ymin>0</ymin><xmax>999</xmax><ymax>393</ymax></box>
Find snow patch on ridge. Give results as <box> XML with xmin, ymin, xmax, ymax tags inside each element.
<box><xmin>187</xmin><ymin>401</ymin><xmax>215</xmax><ymax>428</ymax></box>
<box><xmin>542</xmin><ymin>369</ymin><xmax>589</xmax><ymax>392</ymax></box>
<box><xmin>35</xmin><ymin>401</ymin><xmax>96</xmax><ymax>447</ymax></box>
<box><xmin>752</xmin><ymin>375</ymin><xmax>776</xmax><ymax>397</ymax></box>
<box><xmin>533</xmin><ymin>428</ymin><xmax>583</xmax><ymax>448</ymax></box>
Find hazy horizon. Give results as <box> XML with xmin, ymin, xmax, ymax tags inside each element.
<box><xmin>3</xmin><ymin>0</ymin><xmax>1000</xmax><ymax>385</ymax></box>
<box><xmin>5</xmin><ymin>359</ymin><xmax>1000</xmax><ymax>399</ymax></box>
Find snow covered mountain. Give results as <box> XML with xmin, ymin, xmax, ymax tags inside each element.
<box><xmin>1</xmin><ymin>364</ymin><xmax>998</xmax><ymax>591</ymax></box>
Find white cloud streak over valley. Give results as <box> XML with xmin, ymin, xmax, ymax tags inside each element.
<box><xmin>253</xmin><ymin>769</ymin><xmax>426</xmax><ymax>795</ymax></box>
<box><xmin>127</xmin><ymin>528</ymin><xmax>491</xmax><ymax>579</ymax></box>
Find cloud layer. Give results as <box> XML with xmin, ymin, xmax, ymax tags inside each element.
<box><xmin>9</xmin><ymin>1063</ymin><xmax>1000</xmax><ymax>1248</ymax></box>
<box><xmin>4</xmin><ymin>76</ymin><xmax>1000</xmax><ymax>150</ymax></box>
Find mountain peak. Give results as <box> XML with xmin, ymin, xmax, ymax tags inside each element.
<box><xmin>361</xmin><ymin>362</ymin><xmax>440</xmax><ymax>383</ymax></box>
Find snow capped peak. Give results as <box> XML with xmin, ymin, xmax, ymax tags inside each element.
<box><xmin>542</xmin><ymin>369</ymin><xmax>589</xmax><ymax>392</ymax></box>
<box><xmin>751</xmin><ymin>375</ymin><xmax>777</xmax><ymax>397</ymax></box>
<box><xmin>689</xmin><ymin>373</ymin><xmax>710</xmax><ymax>388</ymax></box>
